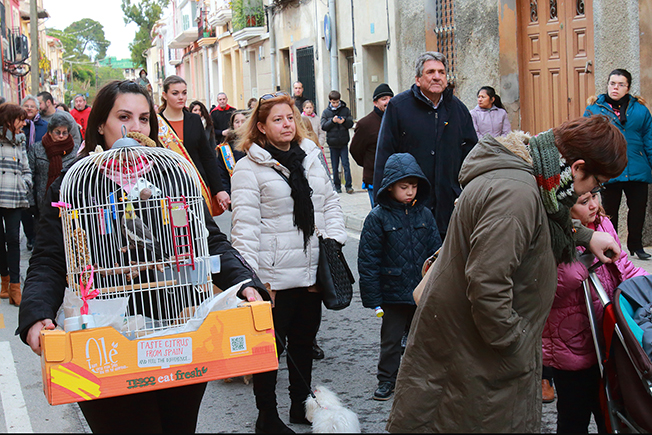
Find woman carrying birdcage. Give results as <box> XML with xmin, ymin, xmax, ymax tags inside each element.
<box><xmin>230</xmin><ymin>92</ymin><xmax>346</xmax><ymax>433</ymax></box>
<box><xmin>16</xmin><ymin>80</ymin><xmax>269</xmax><ymax>433</ymax></box>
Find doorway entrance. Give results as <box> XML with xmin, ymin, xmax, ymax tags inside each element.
<box><xmin>518</xmin><ymin>0</ymin><xmax>594</xmax><ymax>134</ymax></box>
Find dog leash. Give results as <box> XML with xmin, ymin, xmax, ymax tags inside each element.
<box><xmin>274</xmin><ymin>330</ymin><xmax>318</xmax><ymax>401</ymax></box>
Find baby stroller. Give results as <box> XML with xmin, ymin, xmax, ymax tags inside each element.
<box><xmin>580</xmin><ymin>252</ymin><xmax>652</xmax><ymax>433</ymax></box>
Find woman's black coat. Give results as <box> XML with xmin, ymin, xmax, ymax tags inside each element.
<box><xmin>160</xmin><ymin>111</ymin><xmax>224</xmax><ymax>194</ymax></box>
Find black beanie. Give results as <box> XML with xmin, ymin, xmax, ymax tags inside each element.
<box><xmin>373</xmin><ymin>83</ymin><xmax>394</xmax><ymax>101</ymax></box>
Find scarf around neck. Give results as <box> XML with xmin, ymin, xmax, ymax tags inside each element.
<box><xmin>42</xmin><ymin>132</ymin><xmax>74</xmax><ymax>191</ymax></box>
<box><xmin>605</xmin><ymin>94</ymin><xmax>629</xmax><ymax>125</ymax></box>
<box><xmin>25</xmin><ymin>113</ymin><xmax>41</xmax><ymax>148</ymax></box>
<box><xmin>265</xmin><ymin>142</ymin><xmax>315</xmax><ymax>249</ymax></box>
<box><xmin>528</xmin><ymin>129</ymin><xmax>578</xmax><ymax>264</ymax></box>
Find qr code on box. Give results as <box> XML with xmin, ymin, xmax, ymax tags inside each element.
<box><xmin>230</xmin><ymin>335</ymin><xmax>247</xmax><ymax>352</ymax></box>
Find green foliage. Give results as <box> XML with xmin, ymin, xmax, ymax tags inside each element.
<box><xmin>53</xmin><ymin>18</ymin><xmax>110</xmax><ymax>61</ymax></box>
<box><xmin>121</xmin><ymin>0</ymin><xmax>170</xmax><ymax>68</ymax></box>
<box><xmin>232</xmin><ymin>0</ymin><xmax>265</xmax><ymax>32</ymax></box>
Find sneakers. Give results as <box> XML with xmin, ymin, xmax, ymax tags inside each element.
<box><xmin>542</xmin><ymin>379</ymin><xmax>555</xmax><ymax>403</ymax></box>
<box><xmin>335</xmin><ymin>187</ymin><xmax>342</xmax><ymax>193</ymax></box>
<box><xmin>346</xmin><ymin>187</ymin><xmax>354</xmax><ymax>194</ymax></box>
<box><xmin>373</xmin><ymin>381</ymin><xmax>395</xmax><ymax>401</ymax></box>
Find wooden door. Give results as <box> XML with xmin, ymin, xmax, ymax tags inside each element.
<box><xmin>519</xmin><ymin>0</ymin><xmax>594</xmax><ymax>134</ymax></box>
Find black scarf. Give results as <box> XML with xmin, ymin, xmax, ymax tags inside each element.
<box><xmin>605</xmin><ymin>94</ymin><xmax>629</xmax><ymax>125</ymax></box>
<box><xmin>265</xmin><ymin>142</ymin><xmax>315</xmax><ymax>249</ymax></box>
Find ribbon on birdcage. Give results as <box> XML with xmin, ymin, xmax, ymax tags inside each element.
<box><xmin>79</xmin><ymin>265</ymin><xmax>98</xmax><ymax>316</ymax></box>
<box><xmin>99</xmin><ymin>154</ymin><xmax>153</xmax><ymax>192</ymax></box>
<box><xmin>51</xmin><ymin>201</ymin><xmax>72</xmax><ymax>217</ymax></box>
<box><xmin>156</xmin><ymin>114</ymin><xmax>212</xmax><ymax>208</ymax></box>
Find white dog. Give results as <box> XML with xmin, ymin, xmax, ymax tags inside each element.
<box><xmin>304</xmin><ymin>385</ymin><xmax>361</xmax><ymax>433</ymax></box>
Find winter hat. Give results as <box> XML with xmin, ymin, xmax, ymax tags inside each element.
<box><xmin>373</xmin><ymin>83</ymin><xmax>394</xmax><ymax>101</ymax></box>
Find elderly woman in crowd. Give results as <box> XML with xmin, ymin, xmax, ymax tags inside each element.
<box><xmin>28</xmin><ymin>112</ymin><xmax>80</xmax><ymax>223</ymax></box>
<box><xmin>230</xmin><ymin>92</ymin><xmax>346</xmax><ymax>433</ymax></box>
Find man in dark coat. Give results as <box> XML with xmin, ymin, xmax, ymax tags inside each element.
<box><xmin>350</xmin><ymin>83</ymin><xmax>394</xmax><ymax>207</ymax></box>
<box><xmin>373</xmin><ymin>52</ymin><xmax>478</xmax><ymax>240</ymax></box>
<box><xmin>293</xmin><ymin>81</ymin><xmax>307</xmax><ymax>113</ymax></box>
<box><xmin>210</xmin><ymin>92</ymin><xmax>236</xmax><ymax>145</ymax></box>
<box><xmin>321</xmin><ymin>90</ymin><xmax>354</xmax><ymax>193</ymax></box>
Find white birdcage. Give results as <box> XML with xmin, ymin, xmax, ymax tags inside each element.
<box><xmin>57</xmin><ymin>137</ymin><xmax>214</xmax><ymax>337</ymax></box>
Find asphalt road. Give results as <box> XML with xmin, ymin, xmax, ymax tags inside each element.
<box><xmin>0</xmin><ymin>211</ymin><xmax>570</xmax><ymax>433</ymax></box>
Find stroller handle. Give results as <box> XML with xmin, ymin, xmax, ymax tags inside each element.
<box><xmin>578</xmin><ymin>249</ymin><xmax>615</xmax><ymax>273</ymax></box>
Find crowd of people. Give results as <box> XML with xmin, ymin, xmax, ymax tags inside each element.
<box><xmin>0</xmin><ymin>50</ymin><xmax>650</xmax><ymax>433</ymax></box>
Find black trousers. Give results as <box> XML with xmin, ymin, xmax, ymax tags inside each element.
<box><xmin>378</xmin><ymin>303</ymin><xmax>416</xmax><ymax>384</ymax></box>
<box><xmin>601</xmin><ymin>181</ymin><xmax>649</xmax><ymax>252</ymax></box>
<box><xmin>253</xmin><ymin>288</ymin><xmax>322</xmax><ymax>411</ymax></box>
<box><xmin>552</xmin><ymin>365</ymin><xmax>607</xmax><ymax>434</ymax></box>
<box><xmin>78</xmin><ymin>382</ymin><xmax>207</xmax><ymax>433</ymax></box>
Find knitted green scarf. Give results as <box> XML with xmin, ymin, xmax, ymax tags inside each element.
<box><xmin>528</xmin><ymin>129</ymin><xmax>578</xmax><ymax>264</ymax></box>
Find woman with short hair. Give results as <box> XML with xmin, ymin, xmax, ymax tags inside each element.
<box><xmin>231</xmin><ymin>92</ymin><xmax>346</xmax><ymax>433</ymax></box>
<box><xmin>28</xmin><ymin>112</ymin><xmax>79</xmax><ymax>220</ymax></box>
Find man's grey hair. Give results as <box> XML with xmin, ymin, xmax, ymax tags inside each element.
<box><xmin>217</xmin><ymin>92</ymin><xmax>227</xmax><ymax>98</ymax></box>
<box><xmin>74</xmin><ymin>94</ymin><xmax>86</xmax><ymax>101</ymax></box>
<box><xmin>47</xmin><ymin>112</ymin><xmax>73</xmax><ymax>133</ymax></box>
<box><xmin>21</xmin><ymin>95</ymin><xmax>38</xmax><ymax>106</ymax></box>
<box><xmin>415</xmin><ymin>52</ymin><xmax>448</xmax><ymax>77</ymax></box>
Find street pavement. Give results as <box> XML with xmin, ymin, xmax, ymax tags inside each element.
<box><xmin>1</xmin><ymin>188</ymin><xmax>651</xmax><ymax>432</ymax></box>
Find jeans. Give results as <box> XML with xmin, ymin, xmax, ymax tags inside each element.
<box><xmin>0</xmin><ymin>208</ymin><xmax>22</xmax><ymax>283</ymax></box>
<box><xmin>601</xmin><ymin>181</ymin><xmax>649</xmax><ymax>252</ymax></box>
<box><xmin>329</xmin><ymin>146</ymin><xmax>352</xmax><ymax>190</ymax></box>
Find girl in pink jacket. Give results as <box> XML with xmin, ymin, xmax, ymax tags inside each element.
<box><xmin>543</xmin><ymin>190</ymin><xmax>648</xmax><ymax>433</ymax></box>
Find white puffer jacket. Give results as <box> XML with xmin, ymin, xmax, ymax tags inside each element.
<box><xmin>231</xmin><ymin>138</ymin><xmax>346</xmax><ymax>291</ymax></box>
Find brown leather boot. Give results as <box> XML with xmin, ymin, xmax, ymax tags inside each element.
<box><xmin>542</xmin><ymin>379</ymin><xmax>555</xmax><ymax>403</ymax></box>
<box><xmin>0</xmin><ymin>275</ymin><xmax>9</xmax><ymax>298</ymax></box>
<box><xmin>9</xmin><ymin>282</ymin><xmax>21</xmax><ymax>306</ymax></box>
<box><xmin>0</xmin><ymin>275</ymin><xmax>9</xmax><ymax>299</ymax></box>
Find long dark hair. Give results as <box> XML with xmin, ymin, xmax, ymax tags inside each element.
<box><xmin>159</xmin><ymin>75</ymin><xmax>187</xmax><ymax>112</ymax></box>
<box><xmin>188</xmin><ymin>100</ymin><xmax>213</xmax><ymax>128</ymax></box>
<box><xmin>0</xmin><ymin>103</ymin><xmax>26</xmax><ymax>140</ymax></box>
<box><xmin>478</xmin><ymin>86</ymin><xmax>505</xmax><ymax>110</ymax></box>
<box><xmin>83</xmin><ymin>80</ymin><xmax>160</xmax><ymax>155</ymax></box>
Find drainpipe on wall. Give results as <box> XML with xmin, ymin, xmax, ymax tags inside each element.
<box><xmin>30</xmin><ymin>0</ymin><xmax>38</xmax><ymax>95</ymax></box>
<box><xmin>203</xmin><ymin>45</ymin><xmax>210</xmax><ymax>104</ymax></box>
<box><xmin>328</xmin><ymin>0</ymin><xmax>339</xmax><ymax>91</ymax></box>
<box><xmin>266</xmin><ymin>5</ymin><xmax>278</xmax><ymax>91</ymax></box>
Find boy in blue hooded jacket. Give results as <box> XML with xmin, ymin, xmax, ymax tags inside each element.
<box><xmin>358</xmin><ymin>152</ymin><xmax>442</xmax><ymax>401</ymax></box>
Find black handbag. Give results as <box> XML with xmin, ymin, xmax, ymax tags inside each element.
<box><xmin>316</xmin><ymin>228</ymin><xmax>355</xmax><ymax>310</ymax></box>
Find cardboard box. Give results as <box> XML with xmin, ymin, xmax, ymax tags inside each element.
<box><xmin>40</xmin><ymin>301</ymin><xmax>278</xmax><ymax>405</ymax></box>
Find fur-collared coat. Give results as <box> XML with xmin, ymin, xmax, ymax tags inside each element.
<box><xmin>386</xmin><ymin>132</ymin><xmax>557</xmax><ymax>433</ymax></box>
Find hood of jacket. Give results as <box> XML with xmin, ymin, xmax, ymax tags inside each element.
<box><xmin>327</xmin><ymin>100</ymin><xmax>348</xmax><ymax>112</ymax></box>
<box><xmin>246</xmin><ymin>138</ymin><xmax>320</xmax><ymax>175</ymax></box>
<box><xmin>458</xmin><ymin>131</ymin><xmax>533</xmax><ymax>188</ymax></box>
<box><xmin>376</xmin><ymin>152</ymin><xmax>431</xmax><ymax>206</ymax></box>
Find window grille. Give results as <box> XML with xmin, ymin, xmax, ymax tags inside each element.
<box><xmin>434</xmin><ymin>0</ymin><xmax>456</xmax><ymax>84</ymax></box>
<box><xmin>530</xmin><ymin>0</ymin><xmax>538</xmax><ymax>22</ymax></box>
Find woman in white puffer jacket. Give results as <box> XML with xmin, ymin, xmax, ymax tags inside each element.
<box><xmin>230</xmin><ymin>92</ymin><xmax>345</xmax><ymax>434</ymax></box>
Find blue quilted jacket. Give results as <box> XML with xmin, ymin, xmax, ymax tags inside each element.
<box><xmin>358</xmin><ymin>153</ymin><xmax>442</xmax><ymax>308</ymax></box>
<box><xmin>584</xmin><ymin>94</ymin><xmax>652</xmax><ymax>184</ymax></box>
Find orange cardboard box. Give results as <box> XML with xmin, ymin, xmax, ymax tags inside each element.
<box><xmin>40</xmin><ymin>301</ymin><xmax>278</xmax><ymax>405</ymax></box>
